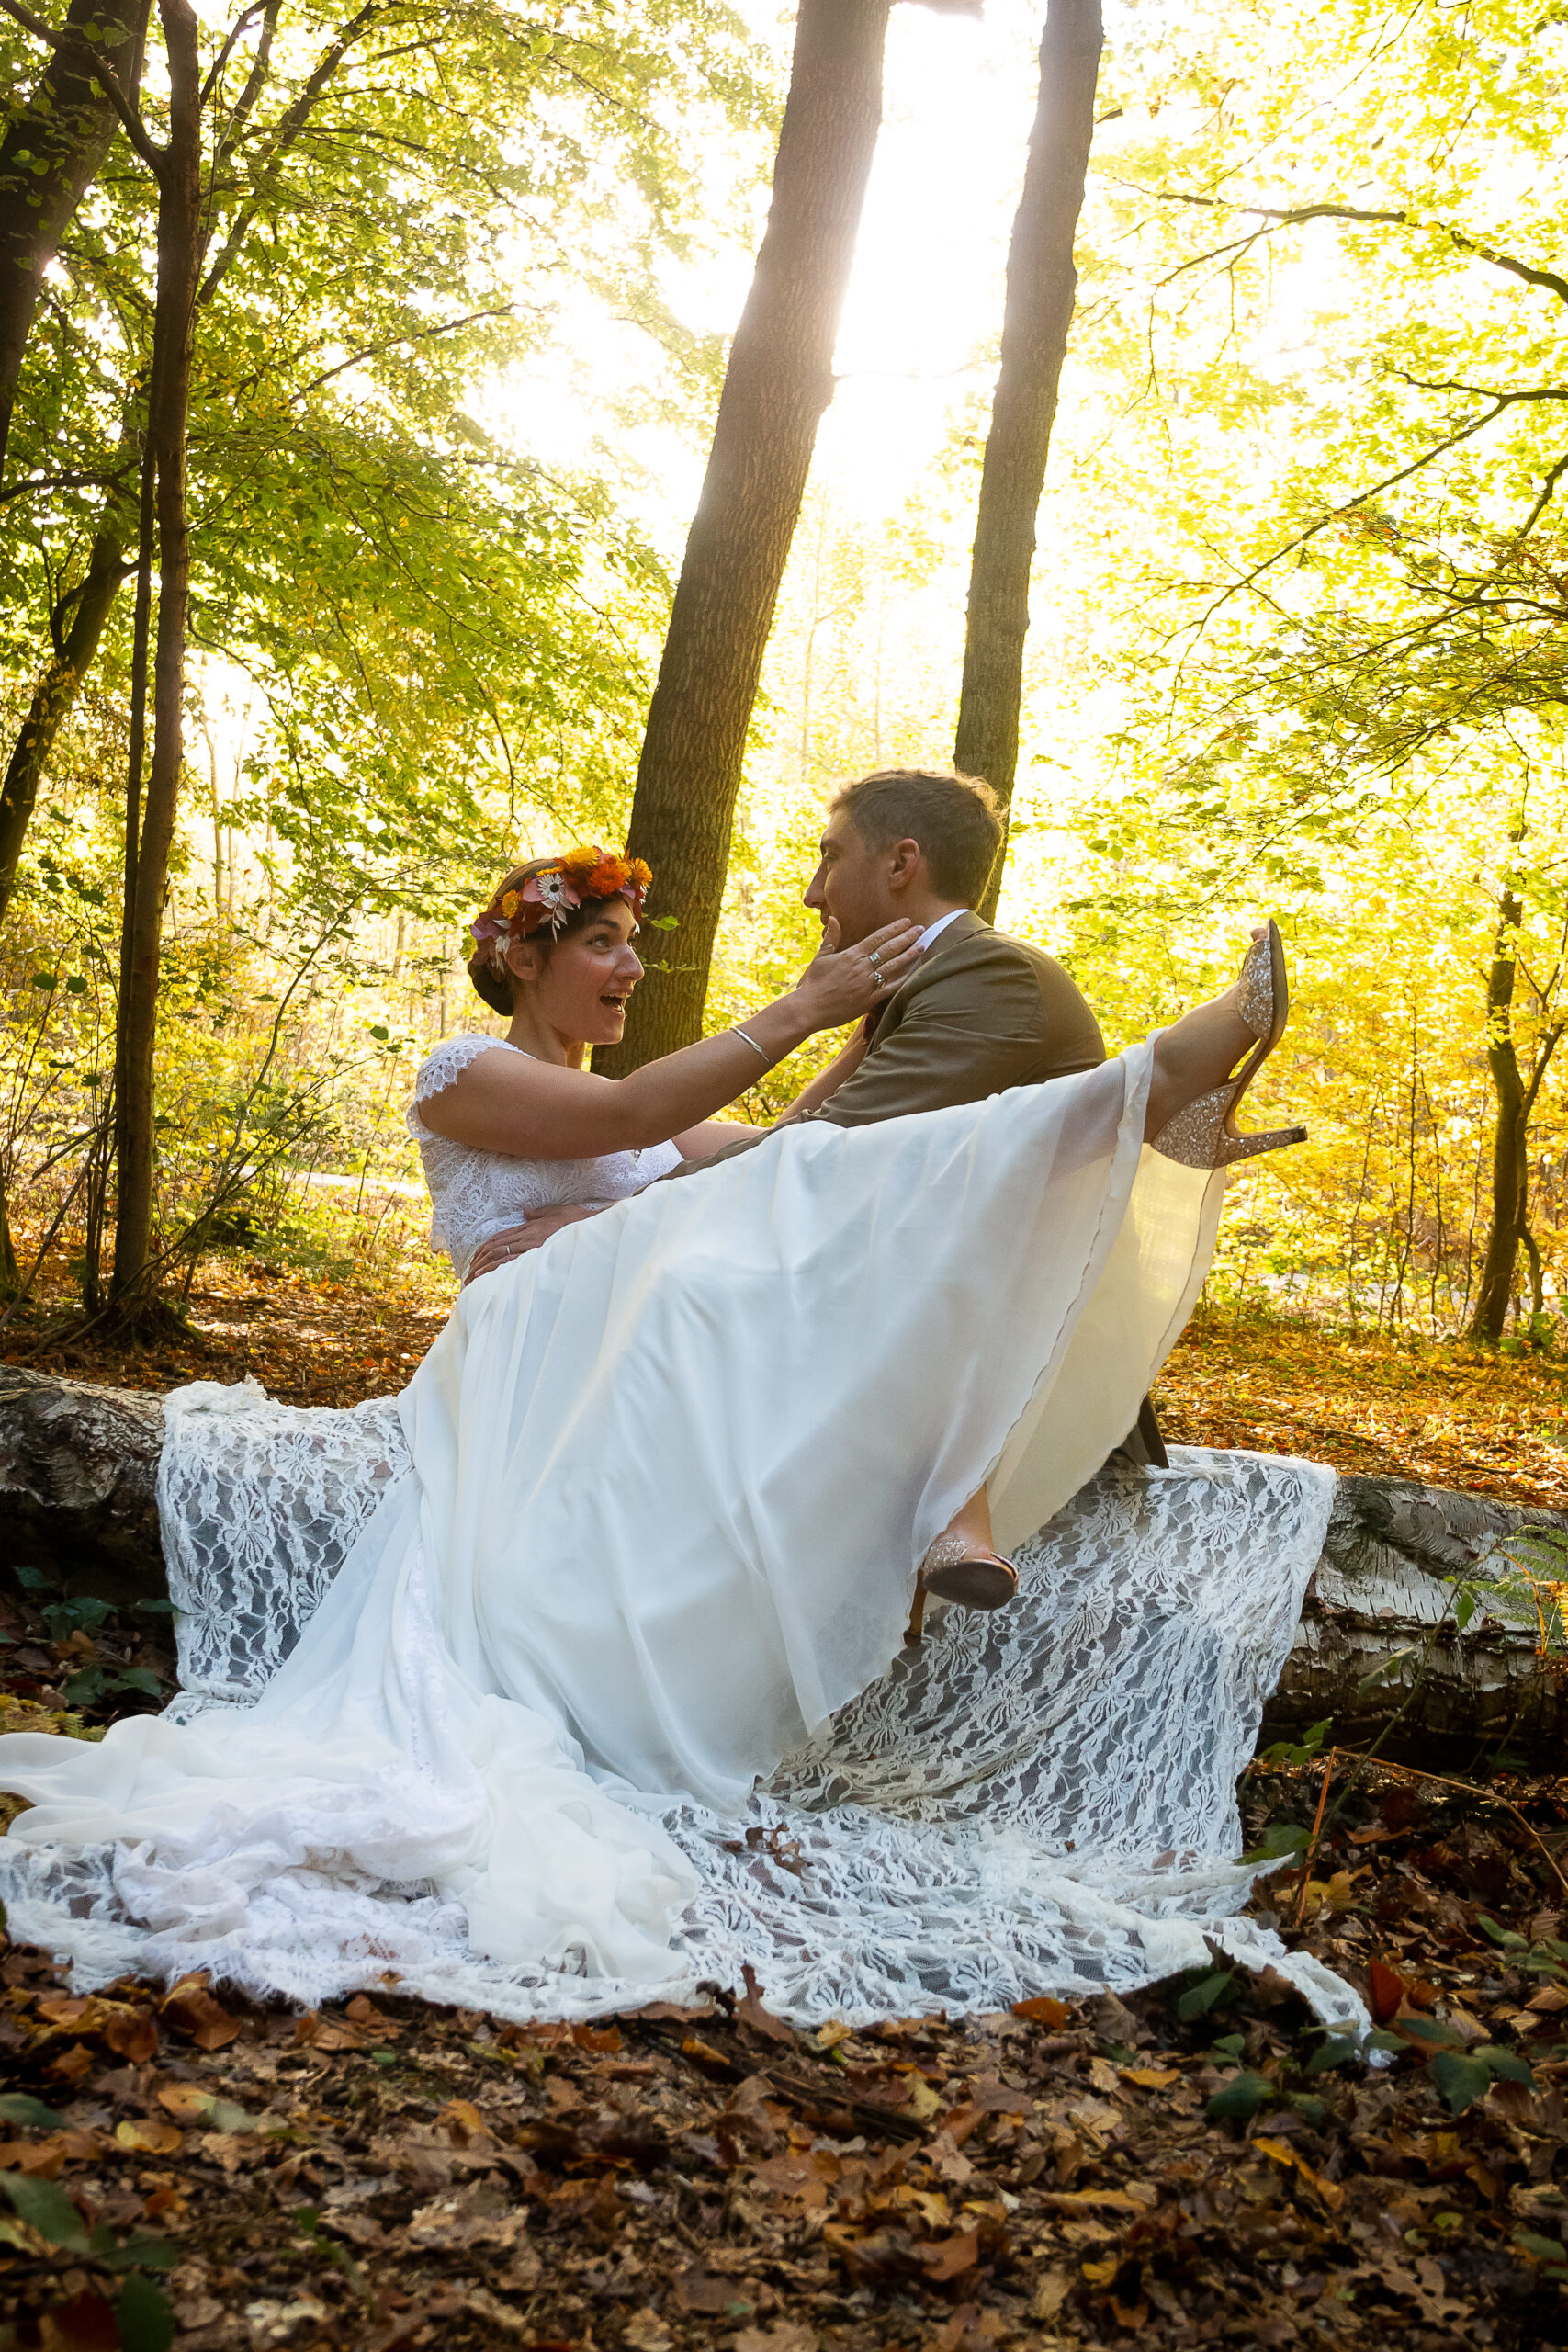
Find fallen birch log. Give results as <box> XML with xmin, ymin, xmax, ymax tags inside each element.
<box><xmin>3</xmin><ymin>1366</ymin><xmax>1564</xmax><ymax>1764</ymax></box>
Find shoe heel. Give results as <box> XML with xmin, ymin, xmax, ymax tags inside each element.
<box><xmin>1215</xmin><ymin>1122</ymin><xmax>1308</xmax><ymax>1168</ymax></box>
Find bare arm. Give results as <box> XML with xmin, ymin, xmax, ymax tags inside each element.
<box><xmin>671</xmin><ymin>1118</ymin><xmax>748</xmax><ymax>1158</ymax></box>
<box><xmin>419</xmin><ymin>919</ymin><xmax>922</xmax><ymax>1161</ymax></box>
<box><xmin>773</xmin><ymin>1027</ymin><xmax>869</xmax><ymax>1125</ymax></box>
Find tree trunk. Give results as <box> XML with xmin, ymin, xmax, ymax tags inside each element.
<box><xmin>0</xmin><ymin>508</ymin><xmax>133</xmax><ymax>929</ymax></box>
<box><xmin>1467</xmin><ymin>888</ymin><xmax>1562</xmax><ymax>1343</ymax></box>
<box><xmin>595</xmin><ymin>0</ymin><xmax>894</xmax><ymax>1074</ymax></box>
<box><xmin>952</xmin><ymin>0</ymin><xmax>1102</xmax><ymax>923</ymax></box>
<box><xmin>0</xmin><ymin>0</ymin><xmax>151</xmax><ymax>481</ymax></box>
<box><xmin>1259</xmin><ymin>1472</ymin><xmax>1568</xmax><ymax>1768</ymax></box>
<box><xmin>110</xmin><ymin>0</ymin><xmax>201</xmax><ymax>1302</ymax></box>
<box><xmin>6</xmin><ymin>1363</ymin><xmax>1567</xmax><ymax>1764</ymax></box>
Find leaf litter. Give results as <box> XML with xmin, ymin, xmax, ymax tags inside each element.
<box><xmin>5</xmin><ymin>1315</ymin><xmax>1568</xmax><ymax>2343</ymax></box>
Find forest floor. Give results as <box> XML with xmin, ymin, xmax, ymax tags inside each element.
<box><xmin>6</xmin><ymin>1237</ymin><xmax>1568</xmax><ymax>1508</ymax></box>
<box><xmin>4</xmin><ymin>1252</ymin><xmax>1568</xmax><ymax>2349</ymax></box>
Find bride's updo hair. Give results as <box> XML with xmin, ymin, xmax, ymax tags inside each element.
<box><xmin>467</xmin><ymin>849</ymin><xmax>651</xmax><ymax>1015</ymax></box>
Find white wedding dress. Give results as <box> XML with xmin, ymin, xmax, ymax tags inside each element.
<box><xmin>0</xmin><ymin>1035</ymin><xmax>1360</xmax><ymax>2031</ymax></box>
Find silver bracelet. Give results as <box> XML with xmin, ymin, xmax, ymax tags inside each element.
<box><xmin>733</xmin><ymin>1025</ymin><xmax>773</xmax><ymax>1066</ymax></box>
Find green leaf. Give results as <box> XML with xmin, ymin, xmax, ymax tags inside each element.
<box><xmin>1427</xmin><ymin>2051</ymin><xmax>1492</xmax><ymax>2115</ymax></box>
<box><xmin>1255</xmin><ymin>1718</ymin><xmax>1331</xmax><ymax>1768</ymax></box>
<box><xmin>1204</xmin><ymin>2069</ymin><xmax>1275</xmax><ymax>2120</ymax></box>
<box><xmin>116</xmin><ymin>2270</ymin><xmax>177</xmax><ymax>2352</ymax></box>
<box><xmin>0</xmin><ymin>2093</ymin><xmax>64</xmax><ymax>2126</ymax></box>
<box><xmin>1177</xmin><ymin>1969</ymin><xmax>1235</xmax><ymax>2019</ymax></box>
<box><xmin>1401</xmin><ymin>2016</ymin><xmax>1470</xmax><ymax>2048</ymax></box>
<box><xmin>135</xmin><ymin>1599</ymin><xmax>176</xmax><ymax>1616</ymax></box>
<box><xmin>1513</xmin><ymin>2230</ymin><xmax>1568</xmax><ymax>2270</ymax></box>
<box><xmin>1242</xmin><ymin>1823</ymin><xmax>1311</xmax><ymax>1864</ymax></box>
<box><xmin>1479</xmin><ymin>2044</ymin><xmax>1535</xmax><ymax>2086</ymax></box>
<box><xmin>0</xmin><ymin>2171</ymin><xmax>86</xmax><ymax>2247</ymax></box>
<box><xmin>113</xmin><ymin>1668</ymin><xmax>164</xmax><ymax>1698</ymax></box>
<box><xmin>1354</xmin><ymin>1647</ymin><xmax>1416</xmax><ymax>1697</ymax></box>
<box><xmin>1479</xmin><ymin>1914</ymin><xmax>1529</xmax><ymax>1951</ymax></box>
<box><xmin>101</xmin><ymin>2234</ymin><xmax>179</xmax><ymax>2275</ymax></box>
<box><xmin>1283</xmin><ymin>2090</ymin><xmax>1326</xmax><ymax>2125</ymax></box>
<box><xmin>29</xmin><ymin>971</ymin><xmax>57</xmax><ymax>989</ymax></box>
<box><xmin>1303</xmin><ymin>2035</ymin><xmax>1359</xmax><ymax>2075</ymax></box>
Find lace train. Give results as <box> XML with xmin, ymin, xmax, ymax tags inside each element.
<box><xmin>0</xmin><ymin>1382</ymin><xmax>1353</xmax><ymax>2031</ymax></box>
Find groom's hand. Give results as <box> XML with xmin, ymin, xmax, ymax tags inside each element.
<box><xmin>464</xmin><ymin>1205</ymin><xmax>602</xmax><ymax>1283</ymax></box>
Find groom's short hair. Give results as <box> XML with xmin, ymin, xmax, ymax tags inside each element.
<box><xmin>831</xmin><ymin>769</ymin><xmax>1003</xmax><ymax>907</ymax></box>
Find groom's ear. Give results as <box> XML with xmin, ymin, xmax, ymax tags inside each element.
<box><xmin>886</xmin><ymin>836</ymin><xmax>925</xmax><ymax>890</ymax></box>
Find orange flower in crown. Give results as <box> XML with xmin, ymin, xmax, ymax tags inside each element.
<box><xmin>469</xmin><ymin>849</ymin><xmax>651</xmax><ymax>962</ymax></box>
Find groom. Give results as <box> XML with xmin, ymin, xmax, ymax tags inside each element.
<box><xmin>675</xmin><ymin>767</ymin><xmax>1105</xmax><ymax>1154</ymax></box>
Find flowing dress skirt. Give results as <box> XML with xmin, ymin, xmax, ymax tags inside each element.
<box><xmin>0</xmin><ymin>1048</ymin><xmax>1359</xmax><ymax>2029</ymax></box>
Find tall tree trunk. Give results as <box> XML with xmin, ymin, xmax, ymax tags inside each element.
<box><xmin>0</xmin><ymin>0</ymin><xmax>150</xmax><ymax>481</ymax></box>
<box><xmin>110</xmin><ymin>0</ymin><xmax>200</xmax><ymax>1303</ymax></box>
<box><xmin>1469</xmin><ymin>886</ymin><xmax>1562</xmax><ymax>1343</ymax></box>
<box><xmin>952</xmin><ymin>0</ymin><xmax>1102</xmax><ymax>923</ymax></box>
<box><xmin>596</xmin><ymin>0</ymin><xmax>894</xmax><ymax>1075</ymax></box>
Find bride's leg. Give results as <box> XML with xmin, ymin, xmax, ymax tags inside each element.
<box><xmin>1142</xmin><ymin>978</ymin><xmax>1258</xmax><ymax>1142</ymax></box>
<box><xmin>1142</xmin><ymin>921</ymin><xmax>1306</xmax><ymax>1165</ymax></box>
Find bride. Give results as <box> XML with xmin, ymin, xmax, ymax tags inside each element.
<box><xmin>0</xmin><ymin>849</ymin><xmax>1358</xmax><ymax>2030</ymax></box>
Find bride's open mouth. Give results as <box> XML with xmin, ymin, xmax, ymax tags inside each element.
<box><xmin>601</xmin><ymin>992</ymin><xmax>629</xmax><ymax>1014</ymax></box>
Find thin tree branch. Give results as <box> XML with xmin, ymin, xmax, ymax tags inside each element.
<box><xmin>197</xmin><ymin>0</ymin><xmax>265</xmax><ymax>106</ymax></box>
<box><xmin>196</xmin><ymin>0</ymin><xmax>382</xmax><ymax>306</ymax></box>
<box><xmin>1516</xmin><ymin>450</ymin><xmax>1568</xmax><ymax>542</ymax></box>
<box><xmin>1129</xmin><ymin>184</ymin><xmax>1568</xmax><ymax>311</ymax></box>
<box><xmin>294</xmin><ymin>303</ymin><xmax>513</xmax><ymax>399</ymax></box>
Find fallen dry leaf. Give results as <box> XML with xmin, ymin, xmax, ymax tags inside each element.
<box><xmin>114</xmin><ymin>2118</ymin><xmax>182</xmax><ymax>2155</ymax></box>
<box><xmin>163</xmin><ymin>1973</ymin><xmax>242</xmax><ymax>2052</ymax></box>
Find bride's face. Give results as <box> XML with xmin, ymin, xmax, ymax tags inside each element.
<box><xmin>508</xmin><ymin>900</ymin><xmax>644</xmax><ymax>1044</ymax></box>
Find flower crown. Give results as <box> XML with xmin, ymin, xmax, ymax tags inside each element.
<box><xmin>470</xmin><ymin>848</ymin><xmax>651</xmax><ymax>966</ymax></box>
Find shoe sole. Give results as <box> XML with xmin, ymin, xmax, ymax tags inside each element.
<box><xmin>921</xmin><ymin>1558</ymin><xmax>1018</xmax><ymax>1610</ymax></box>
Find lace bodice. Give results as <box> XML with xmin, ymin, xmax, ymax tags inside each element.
<box><xmin>407</xmin><ymin>1034</ymin><xmax>681</xmax><ymax>1277</ymax></box>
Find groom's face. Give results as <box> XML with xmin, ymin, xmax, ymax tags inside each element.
<box><xmin>804</xmin><ymin>810</ymin><xmax>896</xmax><ymax>949</ymax></box>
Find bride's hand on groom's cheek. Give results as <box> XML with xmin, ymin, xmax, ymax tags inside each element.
<box><xmin>795</xmin><ymin>917</ymin><xmax>925</xmax><ymax>1025</ymax></box>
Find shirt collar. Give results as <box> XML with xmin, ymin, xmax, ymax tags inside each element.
<box><xmin>917</xmin><ymin>908</ymin><xmax>967</xmax><ymax>954</ymax></box>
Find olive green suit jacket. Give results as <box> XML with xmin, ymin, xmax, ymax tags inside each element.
<box><xmin>670</xmin><ymin>909</ymin><xmax>1105</xmax><ymax>1175</ymax></box>
<box><xmin>664</xmin><ymin>914</ymin><xmax>1164</xmax><ymax>1464</ymax></box>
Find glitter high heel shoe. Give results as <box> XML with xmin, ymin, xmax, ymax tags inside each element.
<box><xmin>1149</xmin><ymin>918</ymin><xmax>1308</xmax><ymax>1170</ymax></box>
<box><xmin>906</xmin><ymin>1536</ymin><xmax>1019</xmax><ymax>1645</ymax></box>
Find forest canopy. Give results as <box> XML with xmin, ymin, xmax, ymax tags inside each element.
<box><xmin>2</xmin><ymin>0</ymin><xmax>1565</xmax><ymax>1348</ymax></box>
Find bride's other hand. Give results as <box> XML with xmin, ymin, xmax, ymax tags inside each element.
<box><xmin>790</xmin><ymin>917</ymin><xmax>923</xmax><ymax>1028</ymax></box>
<box><xmin>464</xmin><ymin>1204</ymin><xmax>603</xmax><ymax>1283</ymax></box>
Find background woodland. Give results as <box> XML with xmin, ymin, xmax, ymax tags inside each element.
<box><xmin>3</xmin><ymin>0</ymin><xmax>1567</xmax><ymax>1353</ymax></box>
